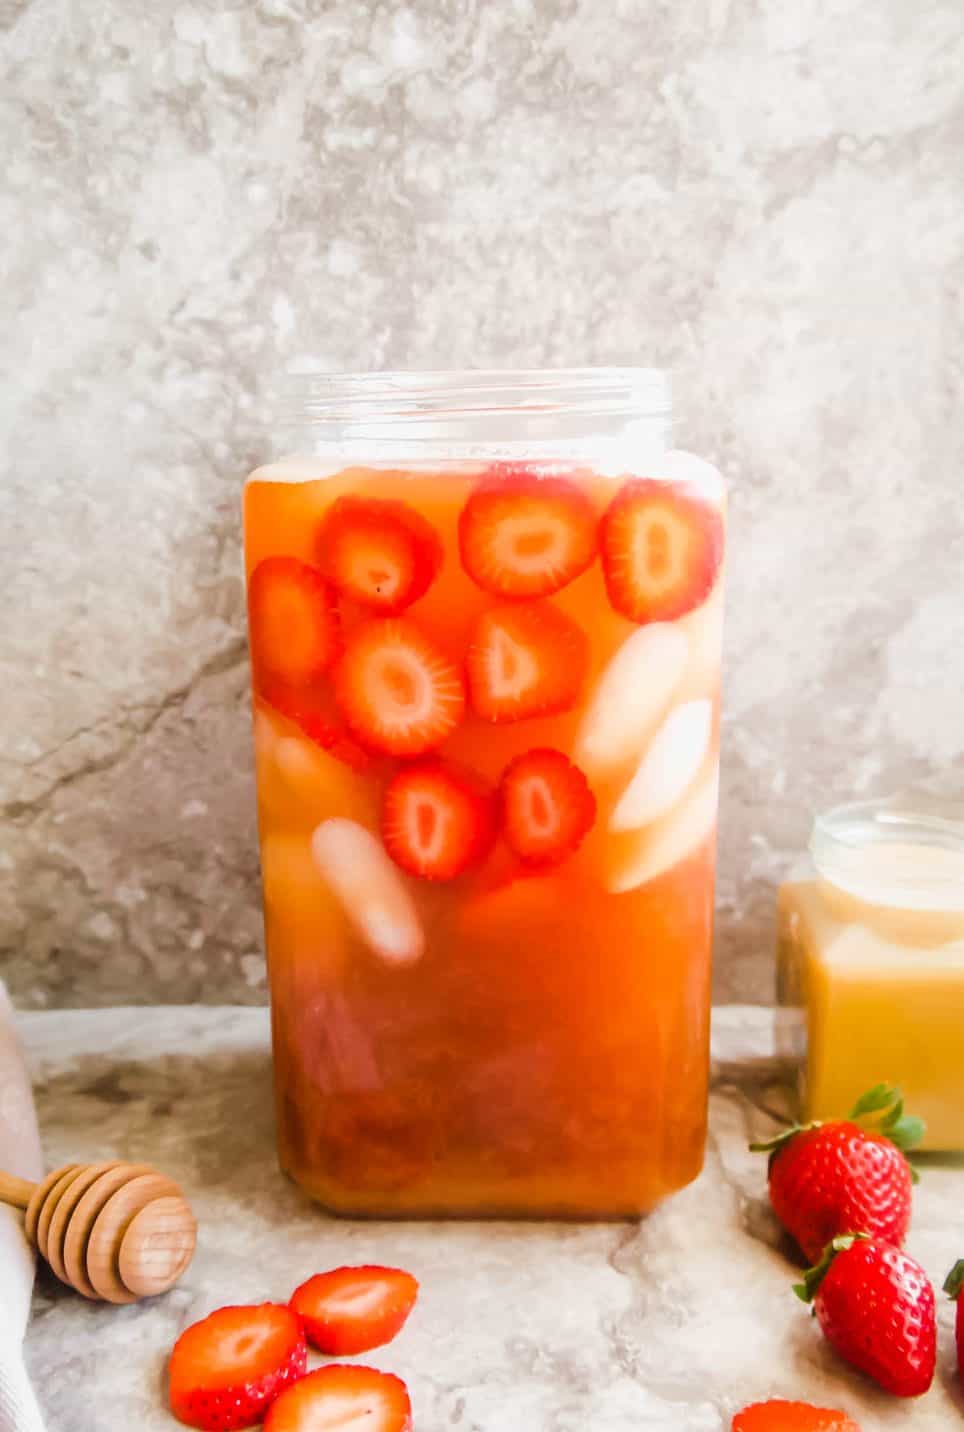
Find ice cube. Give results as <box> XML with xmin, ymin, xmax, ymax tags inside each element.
<box><xmin>311</xmin><ymin>818</ymin><xmax>424</xmax><ymax>965</ymax></box>
<box><xmin>573</xmin><ymin>624</ymin><xmax>689</xmax><ymax>779</ymax></box>
<box><xmin>610</xmin><ymin>699</ymin><xmax>713</xmax><ymax>832</ymax></box>
<box><xmin>605</xmin><ymin>759</ymin><xmax>720</xmax><ymax>893</ymax></box>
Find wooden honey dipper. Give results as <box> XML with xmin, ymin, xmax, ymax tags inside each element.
<box><xmin>0</xmin><ymin>1160</ymin><xmax>197</xmax><ymax>1303</ymax></box>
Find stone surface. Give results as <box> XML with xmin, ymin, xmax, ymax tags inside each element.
<box><xmin>18</xmin><ymin>1004</ymin><xmax>964</xmax><ymax>1431</ymax></box>
<box><xmin>2</xmin><ymin>2</ymin><xmax>964</xmax><ymax>1005</ymax></box>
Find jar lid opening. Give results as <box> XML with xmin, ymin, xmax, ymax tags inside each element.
<box><xmin>810</xmin><ymin>794</ymin><xmax>964</xmax><ymax>912</ymax></box>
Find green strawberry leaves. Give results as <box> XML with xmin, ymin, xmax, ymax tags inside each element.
<box><xmin>750</xmin><ymin>1083</ymin><xmax>925</xmax><ymax>1180</ymax></box>
<box><xmin>944</xmin><ymin>1259</ymin><xmax>964</xmax><ymax>1301</ymax></box>
<box><xmin>794</xmin><ymin>1232</ymin><xmax>869</xmax><ymax>1304</ymax></box>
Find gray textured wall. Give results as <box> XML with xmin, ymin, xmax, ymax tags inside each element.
<box><xmin>2</xmin><ymin>0</ymin><xmax>963</xmax><ymax>1009</ymax></box>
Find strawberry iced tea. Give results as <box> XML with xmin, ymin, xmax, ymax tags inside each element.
<box><xmin>244</xmin><ymin>373</ymin><xmax>725</xmax><ymax>1217</ymax></box>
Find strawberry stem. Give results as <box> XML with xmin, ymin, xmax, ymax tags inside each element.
<box><xmin>793</xmin><ymin>1233</ymin><xmax>869</xmax><ymax>1304</ymax></box>
<box><xmin>944</xmin><ymin>1259</ymin><xmax>964</xmax><ymax>1301</ymax></box>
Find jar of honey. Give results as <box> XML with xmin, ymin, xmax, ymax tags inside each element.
<box><xmin>778</xmin><ymin>794</ymin><xmax>964</xmax><ymax>1150</ymax></box>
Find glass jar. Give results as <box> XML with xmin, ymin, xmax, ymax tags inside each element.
<box><xmin>778</xmin><ymin>794</ymin><xmax>964</xmax><ymax>1151</ymax></box>
<box><xmin>243</xmin><ymin>369</ymin><xmax>726</xmax><ymax>1217</ymax></box>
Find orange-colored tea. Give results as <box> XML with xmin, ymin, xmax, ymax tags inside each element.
<box><xmin>245</xmin><ymin>456</ymin><xmax>724</xmax><ymax>1217</ymax></box>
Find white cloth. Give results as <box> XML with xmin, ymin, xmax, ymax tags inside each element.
<box><xmin>0</xmin><ymin>985</ymin><xmax>46</xmax><ymax>1432</ymax></box>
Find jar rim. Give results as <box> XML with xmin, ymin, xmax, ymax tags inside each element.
<box><xmin>284</xmin><ymin>365</ymin><xmax>671</xmax><ymax>409</ymax></box>
<box><xmin>810</xmin><ymin>793</ymin><xmax>964</xmax><ymax>912</ymax></box>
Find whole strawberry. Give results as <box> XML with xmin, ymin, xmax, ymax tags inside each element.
<box><xmin>795</xmin><ymin>1234</ymin><xmax>936</xmax><ymax>1397</ymax></box>
<box><xmin>943</xmin><ymin>1259</ymin><xmax>964</xmax><ymax>1382</ymax></box>
<box><xmin>751</xmin><ymin>1084</ymin><xmax>924</xmax><ymax>1262</ymax></box>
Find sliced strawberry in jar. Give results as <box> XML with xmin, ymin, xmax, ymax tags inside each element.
<box><xmin>334</xmin><ymin>618</ymin><xmax>465</xmax><ymax>756</ymax></box>
<box><xmin>168</xmin><ymin>1303</ymin><xmax>307</xmax><ymax>1431</ymax></box>
<box><xmin>317</xmin><ymin>495</ymin><xmax>442</xmax><ymax>614</ymax></box>
<box><xmin>382</xmin><ymin>760</ymin><xmax>494</xmax><ymax>880</ymax></box>
<box><xmin>499</xmin><ymin>748</ymin><xmax>596</xmax><ymax>867</ymax></box>
<box><xmin>600</xmin><ymin>479</ymin><xmax>723</xmax><ymax>623</ymax></box>
<box><xmin>262</xmin><ymin>680</ymin><xmax>374</xmax><ymax>773</ymax></box>
<box><xmin>458</xmin><ymin>472</ymin><xmax>597</xmax><ymax>598</ymax></box>
<box><xmin>264</xmin><ymin>1365</ymin><xmax>413</xmax><ymax>1432</ymax></box>
<box><xmin>290</xmin><ymin>1265</ymin><xmax>419</xmax><ymax>1356</ymax></box>
<box><xmin>248</xmin><ymin>556</ymin><xmax>340</xmax><ymax>690</ymax></box>
<box><xmin>466</xmin><ymin>600</ymin><xmax>589</xmax><ymax>723</ymax></box>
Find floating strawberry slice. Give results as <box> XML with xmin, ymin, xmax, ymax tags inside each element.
<box><xmin>466</xmin><ymin>600</ymin><xmax>588</xmax><ymax>723</ymax></box>
<box><xmin>334</xmin><ymin>618</ymin><xmax>465</xmax><ymax>756</ymax></box>
<box><xmin>458</xmin><ymin>471</ymin><xmax>597</xmax><ymax>598</ymax></box>
<box><xmin>382</xmin><ymin>760</ymin><xmax>494</xmax><ymax>880</ymax></box>
<box><xmin>499</xmin><ymin>748</ymin><xmax>596</xmax><ymax>866</ymax></box>
<box><xmin>262</xmin><ymin>680</ymin><xmax>373</xmax><ymax>773</ymax></box>
<box><xmin>247</xmin><ymin>556</ymin><xmax>340</xmax><ymax>690</ymax></box>
<box><xmin>317</xmin><ymin>496</ymin><xmax>442</xmax><ymax>614</ymax></box>
<box><xmin>264</xmin><ymin>1365</ymin><xmax>412</xmax><ymax>1432</ymax></box>
<box><xmin>600</xmin><ymin>478</ymin><xmax>723</xmax><ymax>623</ymax></box>
<box><xmin>168</xmin><ymin>1303</ymin><xmax>307</xmax><ymax>1431</ymax></box>
<box><xmin>290</xmin><ymin>1265</ymin><xmax>419</xmax><ymax>1355</ymax></box>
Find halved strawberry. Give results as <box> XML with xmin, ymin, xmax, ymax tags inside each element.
<box><xmin>499</xmin><ymin>748</ymin><xmax>596</xmax><ymax>866</ymax></box>
<box><xmin>600</xmin><ymin>478</ymin><xmax>723</xmax><ymax>623</ymax></box>
<box><xmin>382</xmin><ymin>760</ymin><xmax>494</xmax><ymax>880</ymax></box>
<box><xmin>248</xmin><ymin>556</ymin><xmax>340</xmax><ymax>689</ymax></box>
<box><xmin>264</xmin><ymin>1365</ymin><xmax>412</xmax><ymax>1432</ymax></box>
<box><xmin>334</xmin><ymin>619</ymin><xmax>465</xmax><ymax>756</ymax></box>
<box><xmin>317</xmin><ymin>496</ymin><xmax>442</xmax><ymax>613</ymax></box>
<box><xmin>263</xmin><ymin>680</ymin><xmax>373</xmax><ymax>773</ymax></box>
<box><xmin>168</xmin><ymin>1303</ymin><xmax>307</xmax><ymax>1431</ymax></box>
<box><xmin>466</xmin><ymin>600</ymin><xmax>588</xmax><ymax>723</ymax></box>
<box><xmin>290</xmin><ymin>1265</ymin><xmax>419</xmax><ymax>1355</ymax></box>
<box><xmin>458</xmin><ymin>471</ymin><xmax>597</xmax><ymax>598</ymax></box>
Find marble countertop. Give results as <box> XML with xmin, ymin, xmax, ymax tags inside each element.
<box><xmin>18</xmin><ymin>1006</ymin><xmax>964</xmax><ymax>1432</ymax></box>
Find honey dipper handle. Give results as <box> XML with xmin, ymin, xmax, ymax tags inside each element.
<box><xmin>0</xmin><ymin>1170</ymin><xmax>37</xmax><ymax>1210</ymax></box>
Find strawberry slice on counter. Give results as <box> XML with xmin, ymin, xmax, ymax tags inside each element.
<box><xmin>290</xmin><ymin>1265</ymin><xmax>419</xmax><ymax>1355</ymax></box>
<box><xmin>458</xmin><ymin>471</ymin><xmax>597</xmax><ymax>598</ymax></box>
<box><xmin>382</xmin><ymin>761</ymin><xmax>495</xmax><ymax>880</ymax></box>
<box><xmin>732</xmin><ymin>1402</ymin><xmax>861</xmax><ymax>1431</ymax></box>
<box><xmin>499</xmin><ymin>748</ymin><xmax>596</xmax><ymax>867</ymax></box>
<box><xmin>466</xmin><ymin>600</ymin><xmax>588</xmax><ymax>723</ymax></box>
<box><xmin>168</xmin><ymin>1303</ymin><xmax>307</xmax><ymax>1431</ymax></box>
<box><xmin>750</xmin><ymin>1083</ymin><xmax>924</xmax><ymax>1263</ymax></box>
<box><xmin>795</xmin><ymin>1234</ymin><xmax>936</xmax><ymax>1398</ymax></box>
<box><xmin>248</xmin><ymin>556</ymin><xmax>341</xmax><ymax>689</ymax></box>
<box><xmin>317</xmin><ymin>496</ymin><xmax>442</xmax><ymax>613</ymax></box>
<box><xmin>600</xmin><ymin>478</ymin><xmax>723</xmax><ymax>623</ymax></box>
<box><xmin>264</xmin><ymin>1365</ymin><xmax>412</xmax><ymax>1432</ymax></box>
<box><xmin>334</xmin><ymin>618</ymin><xmax>465</xmax><ymax>756</ymax></box>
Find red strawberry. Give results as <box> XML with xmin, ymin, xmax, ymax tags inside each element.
<box><xmin>264</xmin><ymin>1365</ymin><xmax>412</xmax><ymax>1432</ymax></box>
<box><xmin>750</xmin><ymin>1084</ymin><xmax>923</xmax><ymax>1262</ymax></box>
<box><xmin>600</xmin><ymin>478</ymin><xmax>723</xmax><ymax>623</ymax></box>
<box><xmin>317</xmin><ymin>496</ymin><xmax>442</xmax><ymax>613</ymax></box>
<box><xmin>382</xmin><ymin>761</ymin><xmax>494</xmax><ymax>880</ymax></box>
<box><xmin>943</xmin><ymin>1259</ymin><xmax>964</xmax><ymax>1382</ymax></box>
<box><xmin>732</xmin><ymin>1402</ymin><xmax>861</xmax><ymax>1432</ymax></box>
<box><xmin>262</xmin><ymin>681</ymin><xmax>373</xmax><ymax>773</ymax></box>
<box><xmin>290</xmin><ymin>1265</ymin><xmax>419</xmax><ymax>1355</ymax></box>
<box><xmin>458</xmin><ymin>470</ymin><xmax>597</xmax><ymax>598</ymax></box>
<box><xmin>168</xmin><ymin>1303</ymin><xmax>307</xmax><ymax>1431</ymax></box>
<box><xmin>795</xmin><ymin>1234</ymin><xmax>936</xmax><ymax>1398</ymax></box>
<box><xmin>334</xmin><ymin>618</ymin><xmax>465</xmax><ymax>756</ymax></box>
<box><xmin>466</xmin><ymin>600</ymin><xmax>588</xmax><ymax>723</ymax></box>
<box><xmin>248</xmin><ymin>556</ymin><xmax>340</xmax><ymax>689</ymax></box>
<box><xmin>499</xmin><ymin>748</ymin><xmax>596</xmax><ymax>867</ymax></box>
